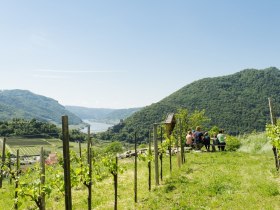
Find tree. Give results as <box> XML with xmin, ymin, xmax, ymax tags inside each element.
<box><xmin>105</xmin><ymin>141</ymin><xmax>124</xmax><ymax>154</ymax></box>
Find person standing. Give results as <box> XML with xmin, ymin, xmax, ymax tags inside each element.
<box><xmin>217</xmin><ymin>129</ymin><xmax>226</xmax><ymax>151</ymax></box>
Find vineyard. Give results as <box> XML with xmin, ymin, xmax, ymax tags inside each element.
<box><xmin>0</xmin><ymin>140</ymin><xmax>279</xmax><ymax>209</ymax></box>
<box><xmin>0</xmin><ymin>137</ymin><xmax>91</xmax><ymax>158</ymax></box>
<box><xmin>0</xmin><ymin>135</ymin><xmax>279</xmax><ymax>209</ymax></box>
<box><xmin>0</xmin><ymin>115</ymin><xmax>280</xmax><ymax>209</ymax></box>
<box><xmin>4</xmin><ymin>138</ymin><xmax>52</xmax><ymax>156</ymax></box>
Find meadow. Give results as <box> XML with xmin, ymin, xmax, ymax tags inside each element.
<box><xmin>0</xmin><ymin>133</ymin><xmax>280</xmax><ymax>209</ymax></box>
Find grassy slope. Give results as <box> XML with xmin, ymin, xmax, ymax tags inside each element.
<box><xmin>0</xmin><ymin>134</ymin><xmax>280</xmax><ymax>209</ymax></box>
<box><xmin>139</xmin><ymin>152</ymin><xmax>280</xmax><ymax>210</ymax></box>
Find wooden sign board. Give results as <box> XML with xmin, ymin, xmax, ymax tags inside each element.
<box><xmin>165</xmin><ymin>113</ymin><xmax>176</xmax><ymax>136</ymax></box>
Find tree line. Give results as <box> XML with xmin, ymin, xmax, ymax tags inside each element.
<box><xmin>0</xmin><ymin>118</ymin><xmax>86</xmax><ymax>142</ymax></box>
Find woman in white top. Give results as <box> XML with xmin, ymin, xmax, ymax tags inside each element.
<box><xmin>186</xmin><ymin>131</ymin><xmax>193</xmax><ymax>147</ymax></box>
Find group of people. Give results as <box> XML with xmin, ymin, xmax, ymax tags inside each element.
<box><xmin>185</xmin><ymin>126</ymin><xmax>226</xmax><ymax>151</ymax></box>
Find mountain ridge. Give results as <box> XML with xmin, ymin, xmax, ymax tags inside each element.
<box><xmin>103</xmin><ymin>67</ymin><xmax>280</xmax><ymax>142</ymax></box>
<box><xmin>0</xmin><ymin>89</ymin><xmax>82</xmax><ymax>124</ymax></box>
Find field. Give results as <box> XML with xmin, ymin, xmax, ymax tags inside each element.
<box><xmin>0</xmin><ymin>137</ymin><xmax>90</xmax><ymax>157</ymax></box>
<box><xmin>0</xmin><ymin>133</ymin><xmax>280</xmax><ymax>209</ymax></box>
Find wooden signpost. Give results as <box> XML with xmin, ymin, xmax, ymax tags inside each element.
<box><xmin>165</xmin><ymin>113</ymin><xmax>176</xmax><ymax>173</ymax></box>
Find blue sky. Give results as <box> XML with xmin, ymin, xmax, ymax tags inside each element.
<box><xmin>1</xmin><ymin>0</ymin><xmax>279</xmax><ymax>108</ymax></box>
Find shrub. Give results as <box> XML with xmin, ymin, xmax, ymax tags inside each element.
<box><xmin>226</xmin><ymin>135</ymin><xmax>241</xmax><ymax>151</ymax></box>
<box><xmin>104</xmin><ymin>141</ymin><xmax>124</xmax><ymax>154</ymax></box>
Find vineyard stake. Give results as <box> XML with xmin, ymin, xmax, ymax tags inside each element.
<box><xmin>160</xmin><ymin>127</ymin><xmax>163</xmax><ymax>181</ymax></box>
<box><xmin>40</xmin><ymin>147</ymin><xmax>46</xmax><ymax>210</ymax></box>
<box><xmin>176</xmin><ymin>128</ymin><xmax>181</xmax><ymax>169</ymax></box>
<box><xmin>180</xmin><ymin>119</ymin><xmax>185</xmax><ymax>164</ymax></box>
<box><xmin>148</xmin><ymin>130</ymin><xmax>151</xmax><ymax>191</ymax></box>
<box><xmin>79</xmin><ymin>141</ymin><xmax>83</xmax><ymax>182</ymax></box>
<box><xmin>0</xmin><ymin>137</ymin><xmax>6</xmax><ymax>188</ymax></box>
<box><xmin>14</xmin><ymin>149</ymin><xmax>19</xmax><ymax>210</ymax></box>
<box><xmin>268</xmin><ymin>98</ymin><xmax>279</xmax><ymax>170</ymax></box>
<box><xmin>134</xmin><ymin>132</ymin><xmax>137</xmax><ymax>203</ymax></box>
<box><xmin>79</xmin><ymin>141</ymin><xmax>82</xmax><ymax>158</ymax></box>
<box><xmin>87</xmin><ymin>126</ymin><xmax>92</xmax><ymax>210</ymax></box>
<box><xmin>8</xmin><ymin>151</ymin><xmax>12</xmax><ymax>184</ymax></box>
<box><xmin>114</xmin><ymin>156</ymin><xmax>118</xmax><ymax>210</ymax></box>
<box><xmin>169</xmin><ymin>139</ymin><xmax>172</xmax><ymax>173</ymax></box>
<box><xmin>87</xmin><ymin>125</ymin><xmax>91</xmax><ymax>162</ymax></box>
<box><xmin>153</xmin><ymin>123</ymin><xmax>159</xmax><ymax>186</ymax></box>
<box><xmin>62</xmin><ymin>115</ymin><xmax>72</xmax><ymax>210</ymax></box>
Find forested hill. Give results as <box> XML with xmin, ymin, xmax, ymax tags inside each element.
<box><xmin>104</xmin><ymin>67</ymin><xmax>280</xmax><ymax>142</ymax></box>
<box><xmin>0</xmin><ymin>90</ymin><xmax>82</xmax><ymax>124</ymax></box>
<box><xmin>65</xmin><ymin>106</ymin><xmax>141</xmax><ymax>124</ymax></box>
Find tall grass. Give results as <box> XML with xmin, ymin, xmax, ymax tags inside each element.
<box><xmin>238</xmin><ymin>132</ymin><xmax>271</xmax><ymax>154</ymax></box>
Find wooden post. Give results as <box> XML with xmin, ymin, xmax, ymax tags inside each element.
<box><xmin>79</xmin><ymin>141</ymin><xmax>82</xmax><ymax>159</ymax></box>
<box><xmin>134</xmin><ymin>132</ymin><xmax>137</xmax><ymax>203</ymax></box>
<box><xmin>14</xmin><ymin>149</ymin><xmax>19</xmax><ymax>210</ymax></box>
<box><xmin>180</xmin><ymin>119</ymin><xmax>185</xmax><ymax>164</ymax></box>
<box><xmin>114</xmin><ymin>156</ymin><xmax>118</xmax><ymax>210</ymax></box>
<box><xmin>148</xmin><ymin>130</ymin><xmax>151</xmax><ymax>191</ymax></box>
<box><xmin>153</xmin><ymin>124</ymin><xmax>159</xmax><ymax>186</ymax></box>
<box><xmin>0</xmin><ymin>137</ymin><xmax>6</xmax><ymax>188</ymax></box>
<box><xmin>40</xmin><ymin>147</ymin><xmax>46</xmax><ymax>210</ymax></box>
<box><xmin>8</xmin><ymin>152</ymin><xmax>12</xmax><ymax>184</ymax></box>
<box><xmin>268</xmin><ymin>98</ymin><xmax>279</xmax><ymax>170</ymax></box>
<box><xmin>160</xmin><ymin>127</ymin><xmax>163</xmax><ymax>181</ymax></box>
<box><xmin>62</xmin><ymin>115</ymin><xmax>72</xmax><ymax>210</ymax></box>
<box><xmin>87</xmin><ymin>126</ymin><xmax>91</xmax><ymax>161</ymax></box>
<box><xmin>169</xmin><ymin>139</ymin><xmax>172</xmax><ymax>173</ymax></box>
<box><xmin>87</xmin><ymin>126</ymin><xmax>92</xmax><ymax>210</ymax></box>
<box><xmin>269</xmin><ymin>98</ymin><xmax>276</xmax><ymax>125</ymax></box>
<box><xmin>79</xmin><ymin>141</ymin><xmax>83</xmax><ymax>182</ymax></box>
<box><xmin>176</xmin><ymin>129</ymin><xmax>181</xmax><ymax>169</ymax></box>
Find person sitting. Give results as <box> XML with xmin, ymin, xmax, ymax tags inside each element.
<box><xmin>211</xmin><ymin>133</ymin><xmax>219</xmax><ymax>151</ymax></box>
<box><xmin>203</xmin><ymin>132</ymin><xmax>211</xmax><ymax>151</ymax></box>
<box><xmin>194</xmin><ymin>126</ymin><xmax>204</xmax><ymax>150</ymax></box>
<box><xmin>185</xmin><ymin>130</ymin><xmax>193</xmax><ymax>148</ymax></box>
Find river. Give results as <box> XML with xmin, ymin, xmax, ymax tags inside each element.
<box><xmin>81</xmin><ymin>119</ymin><xmax>114</xmax><ymax>133</ymax></box>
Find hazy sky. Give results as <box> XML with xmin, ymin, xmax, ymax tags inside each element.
<box><xmin>1</xmin><ymin>1</ymin><xmax>280</xmax><ymax>108</ymax></box>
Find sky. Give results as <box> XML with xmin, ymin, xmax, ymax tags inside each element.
<box><xmin>0</xmin><ymin>0</ymin><xmax>280</xmax><ymax>109</ymax></box>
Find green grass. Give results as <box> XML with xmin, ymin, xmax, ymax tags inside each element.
<box><xmin>138</xmin><ymin>152</ymin><xmax>280</xmax><ymax>209</ymax></box>
<box><xmin>0</xmin><ymin>151</ymin><xmax>279</xmax><ymax>209</ymax></box>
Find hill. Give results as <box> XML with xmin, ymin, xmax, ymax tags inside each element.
<box><xmin>65</xmin><ymin>106</ymin><xmax>141</xmax><ymax>124</ymax></box>
<box><xmin>105</xmin><ymin>67</ymin><xmax>280</xmax><ymax>142</ymax></box>
<box><xmin>0</xmin><ymin>89</ymin><xmax>82</xmax><ymax>124</ymax></box>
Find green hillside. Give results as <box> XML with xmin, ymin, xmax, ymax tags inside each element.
<box><xmin>0</xmin><ymin>90</ymin><xmax>82</xmax><ymax>124</ymax></box>
<box><xmin>105</xmin><ymin>67</ymin><xmax>280</xmax><ymax>142</ymax></box>
<box><xmin>66</xmin><ymin>105</ymin><xmax>141</xmax><ymax>124</ymax></box>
